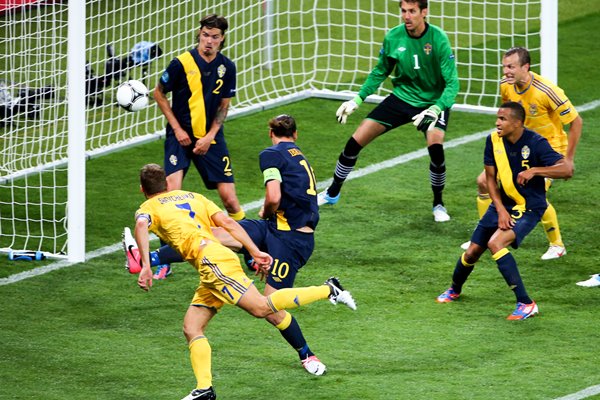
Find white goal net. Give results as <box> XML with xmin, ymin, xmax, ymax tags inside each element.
<box><xmin>0</xmin><ymin>0</ymin><xmax>555</xmax><ymax>261</ymax></box>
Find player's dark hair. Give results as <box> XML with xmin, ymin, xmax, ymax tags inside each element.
<box><xmin>500</xmin><ymin>101</ymin><xmax>526</xmax><ymax>124</ymax></box>
<box><xmin>269</xmin><ymin>114</ymin><xmax>297</xmax><ymax>138</ymax></box>
<box><xmin>198</xmin><ymin>14</ymin><xmax>229</xmax><ymax>49</ymax></box>
<box><xmin>403</xmin><ymin>0</ymin><xmax>428</xmax><ymax>10</ymax></box>
<box><xmin>140</xmin><ymin>163</ymin><xmax>167</xmax><ymax>195</ymax></box>
<box><xmin>504</xmin><ymin>46</ymin><xmax>531</xmax><ymax>70</ymax></box>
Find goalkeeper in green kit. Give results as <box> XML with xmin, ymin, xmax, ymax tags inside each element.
<box><xmin>318</xmin><ymin>0</ymin><xmax>459</xmax><ymax>222</ymax></box>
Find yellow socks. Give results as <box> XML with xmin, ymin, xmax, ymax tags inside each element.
<box><xmin>229</xmin><ymin>210</ymin><xmax>246</xmax><ymax>221</ymax></box>
<box><xmin>267</xmin><ymin>285</ymin><xmax>330</xmax><ymax>312</ymax></box>
<box><xmin>541</xmin><ymin>202</ymin><xmax>563</xmax><ymax>247</ymax></box>
<box><xmin>189</xmin><ymin>336</ymin><xmax>212</xmax><ymax>389</ymax></box>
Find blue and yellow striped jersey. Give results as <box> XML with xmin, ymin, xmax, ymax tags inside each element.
<box><xmin>484</xmin><ymin>129</ymin><xmax>563</xmax><ymax>211</ymax></box>
<box><xmin>135</xmin><ymin>190</ymin><xmax>223</xmax><ymax>261</ymax></box>
<box><xmin>159</xmin><ymin>48</ymin><xmax>236</xmax><ymax>138</ymax></box>
<box><xmin>259</xmin><ymin>142</ymin><xmax>319</xmax><ymax>231</ymax></box>
<box><xmin>501</xmin><ymin>72</ymin><xmax>578</xmax><ymax>155</ymax></box>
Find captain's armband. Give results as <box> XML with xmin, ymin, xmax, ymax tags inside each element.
<box><xmin>263</xmin><ymin>167</ymin><xmax>282</xmax><ymax>184</ymax></box>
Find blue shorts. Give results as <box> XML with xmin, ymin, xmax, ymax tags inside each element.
<box><xmin>164</xmin><ymin>125</ymin><xmax>235</xmax><ymax>190</ymax></box>
<box><xmin>470</xmin><ymin>204</ymin><xmax>545</xmax><ymax>249</ymax></box>
<box><xmin>239</xmin><ymin>219</ymin><xmax>315</xmax><ymax>290</ymax></box>
<box><xmin>367</xmin><ymin>94</ymin><xmax>451</xmax><ymax>134</ymax></box>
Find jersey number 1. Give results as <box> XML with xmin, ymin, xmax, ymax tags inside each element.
<box><xmin>413</xmin><ymin>54</ymin><xmax>421</xmax><ymax>70</ymax></box>
<box><xmin>299</xmin><ymin>159</ymin><xmax>317</xmax><ymax>195</ymax></box>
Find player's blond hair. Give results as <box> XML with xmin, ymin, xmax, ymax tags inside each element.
<box><xmin>140</xmin><ymin>163</ymin><xmax>167</xmax><ymax>195</ymax></box>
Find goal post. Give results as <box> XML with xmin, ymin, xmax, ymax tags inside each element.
<box><xmin>0</xmin><ymin>0</ymin><xmax>557</xmax><ymax>261</ymax></box>
<box><xmin>540</xmin><ymin>0</ymin><xmax>558</xmax><ymax>84</ymax></box>
<box><xmin>67</xmin><ymin>0</ymin><xmax>86</xmax><ymax>263</ymax></box>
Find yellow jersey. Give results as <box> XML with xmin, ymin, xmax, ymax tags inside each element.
<box><xmin>135</xmin><ymin>190</ymin><xmax>223</xmax><ymax>262</ymax></box>
<box><xmin>501</xmin><ymin>72</ymin><xmax>578</xmax><ymax>155</ymax></box>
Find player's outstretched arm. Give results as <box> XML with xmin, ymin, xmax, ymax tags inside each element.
<box><xmin>517</xmin><ymin>160</ymin><xmax>573</xmax><ymax>186</ymax></box>
<box><xmin>211</xmin><ymin>212</ymin><xmax>273</xmax><ymax>273</ymax></box>
<box><xmin>134</xmin><ymin>217</ymin><xmax>154</xmax><ymax>291</ymax></box>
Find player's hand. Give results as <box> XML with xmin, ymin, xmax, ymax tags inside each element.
<box><xmin>336</xmin><ymin>97</ymin><xmax>361</xmax><ymax>124</ymax></box>
<box><xmin>254</xmin><ymin>262</ymin><xmax>270</xmax><ymax>281</ymax></box>
<box><xmin>174</xmin><ymin>126</ymin><xmax>191</xmax><ymax>147</ymax></box>
<box><xmin>497</xmin><ymin>208</ymin><xmax>515</xmax><ymax>231</ymax></box>
<box><xmin>412</xmin><ymin>105</ymin><xmax>441</xmax><ymax>133</ymax></box>
<box><xmin>251</xmin><ymin>251</ymin><xmax>272</xmax><ymax>281</ymax></box>
<box><xmin>517</xmin><ymin>168</ymin><xmax>536</xmax><ymax>186</ymax></box>
<box><xmin>193</xmin><ymin>136</ymin><xmax>212</xmax><ymax>155</ymax></box>
<box><xmin>137</xmin><ymin>265</ymin><xmax>153</xmax><ymax>291</ymax></box>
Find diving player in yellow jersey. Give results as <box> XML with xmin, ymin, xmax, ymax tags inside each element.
<box><xmin>464</xmin><ymin>47</ymin><xmax>582</xmax><ymax>260</ymax></box>
<box><xmin>131</xmin><ymin>164</ymin><xmax>356</xmax><ymax>400</ymax></box>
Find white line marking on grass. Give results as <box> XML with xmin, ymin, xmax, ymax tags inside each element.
<box><xmin>0</xmin><ymin>243</ymin><xmax>123</xmax><ymax>286</ymax></box>
<box><xmin>554</xmin><ymin>385</ymin><xmax>600</xmax><ymax>400</ymax></box>
<box><xmin>2</xmin><ymin>98</ymin><xmax>598</xmax><ymax>290</ymax></box>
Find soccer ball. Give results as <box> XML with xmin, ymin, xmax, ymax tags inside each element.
<box><xmin>116</xmin><ymin>80</ymin><xmax>149</xmax><ymax>112</ymax></box>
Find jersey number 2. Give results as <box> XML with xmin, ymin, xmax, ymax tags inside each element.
<box><xmin>213</xmin><ymin>79</ymin><xmax>223</xmax><ymax>94</ymax></box>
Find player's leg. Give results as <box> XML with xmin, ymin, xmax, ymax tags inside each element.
<box><xmin>216</xmin><ymin>182</ymin><xmax>245</xmax><ymax>220</ymax></box>
<box><xmin>475</xmin><ymin>170</ymin><xmax>492</xmax><ymax>218</ymax></box>
<box><xmin>540</xmin><ymin>181</ymin><xmax>566</xmax><ymax>260</ymax></box>
<box><xmin>214</xmin><ymin>219</ymin><xmax>326</xmax><ymax>374</ymax></box>
<box><xmin>488</xmin><ymin>211</ymin><xmax>541</xmax><ymax>320</ymax></box>
<box><xmin>237</xmin><ymin>277</ymin><xmax>356</xmax><ymax>318</ymax></box>
<box><xmin>194</xmin><ymin>143</ymin><xmax>245</xmax><ymax>220</ymax></box>
<box><xmin>236</xmin><ymin>223</ymin><xmax>325</xmax><ymax>369</ymax></box>
<box><xmin>164</xmin><ymin>125</ymin><xmax>191</xmax><ymax>191</ymax></box>
<box><xmin>460</xmin><ymin>170</ymin><xmax>491</xmax><ymax>249</ymax></box>
<box><xmin>425</xmin><ymin>108</ymin><xmax>451</xmax><ymax>222</ymax></box>
<box><xmin>182</xmin><ymin>302</ymin><xmax>218</xmax><ymax>400</ymax></box>
<box><xmin>166</xmin><ymin>169</ymin><xmax>184</xmax><ymax>191</ymax></box>
<box><xmin>264</xmin><ymin>229</ymin><xmax>327</xmax><ymax>374</ymax></box>
<box><xmin>263</xmin><ymin>239</ymin><xmax>327</xmax><ymax>375</ymax></box>
<box><xmin>318</xmin><ymin>119</ymin><xmax>385</xmax><ymax>205</ymax></box>
<box><xmin>198</xmin><ymin>242</ymin><xmax>355</xmax><ymax>318</ymax></box>
<box><xmin>264</xmin><ymin>285</ymin><xmax>327</xmax><ymax>375</ymax></box>
<box><xmin>540</xmin><ymin>203</ymin><xmax>565</xmax><ymax>259</ymax></box>
<box><xmin>437</xmin><ymin>212</ymin><xmax>492</xmax><ymax>303</ymax></box>
<box><xmin>320</xmin><ymin>96</ymin><xmax>407</xmax><ymax>205</ymax></box>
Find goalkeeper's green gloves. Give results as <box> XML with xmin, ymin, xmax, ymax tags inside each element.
<box><xmin>336</xmin><ymin>95</ymin><xmax>363</xmax><ymax>124</ymax></box>
<box><xmin>412</xmin><ymin>105</ymin><xmax>441</xmax><ymax>133</ymax></box>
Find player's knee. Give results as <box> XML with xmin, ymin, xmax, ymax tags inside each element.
<box><xmin>182</xmin><ymin>324</ymin><xmax>203</xmax><ymax>343</ymax></box>
<box><xmin>426</xmin><ymin>129</ymin><xmax>445</xmax><ymax>146</ymax></box>
<box><xmin>486</xmin><ymin>240</ymin><xmax>503</xmax><ymax>255</ymax></box>
<box><xmin>264</xmin><ymin>310</ymin><xmax>284</xmax><ymax>326</ymax></box>
<box><xmin>244</xmin><ymin>301</ymin><xmax>272</xmax><ymax>319</ymax></box>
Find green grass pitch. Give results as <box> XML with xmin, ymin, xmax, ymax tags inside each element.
<box><xmin>1</xmin><ymin>3</ymin><xmax>600</xmax><ymax>400</ymax></box>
